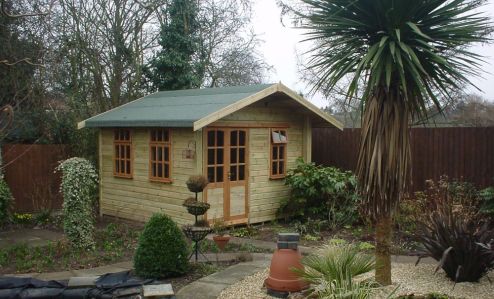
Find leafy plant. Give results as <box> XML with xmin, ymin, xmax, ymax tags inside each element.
<box><xmin>211</xmin><ymin>218</ymin><xmax>228</xmax><ymax>236</ymax></box>
<box><xmin>0</xmin><ymin>177</ymin><xmax>13</xmax><ymax>225</ymax></box>
<box><xmin>230</xmin><ymin>226</ymin><xmax>258</xmax><ymax>238</ymax></box>
<box><xmin>56</xmin><ymin>157</ymin><xmax>98</xmax><ymax>249</ymax></box>
<box><xmin>479</xmin><ymin>186</ymin><xmax>494</xmax><ymax>216</ymax></box>
<box><xmin>295</xmin><ymin>244</ymin><xmax>376</xmax><ymax>298</ymax></box>
<box><xmin>294</xmin><ymin>218</ymin><xmax>327</xmax><ymax>238</ymax></box>
<box><xmin>415</xmin><ymin>200</ymin><xmax>494</xmax><ymax>282</ymax></box>
<box><xmin>134</xmin><ymin>214</ymin><xmax>189</xmax><ymax>278</ymax></box>
<box><xmin>281</xmin><ymin>158</ymin><xmax>360</xmax><ymax>228</ymax></box>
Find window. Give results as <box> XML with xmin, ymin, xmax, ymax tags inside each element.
<box><xmin>114</xmin><ymin>128</ymin><xmax>132</xmax><ymax>178</ymax></box>
<box><xmin>149</xmin><ymin>128</ymin><xmax>171</xmax><ymax>182</ymax></box>
<box><xmin>206</xmin><ymin>129</ymin><xmax>225</xmax><ymax>183</ymax></box>
<box><xmin>270</xmin><ymin>129</ymin><xmax>287</xmax><ymax>179</ymax></box>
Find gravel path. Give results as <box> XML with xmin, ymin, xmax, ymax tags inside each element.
<box><xmin>218</xmin><ymin>264</ymin><xmax>494</xmax><ymax>299</ymax></box>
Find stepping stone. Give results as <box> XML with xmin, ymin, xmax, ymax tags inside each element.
<box><xmin>68</xmin><ymin>276</ymin><xmax>98</xmax><ymax>288</ymax></box>
<box><xmin>143</xmin><ymin>284</ymin><xmax>174</xmax><ymax>298</ymax></box>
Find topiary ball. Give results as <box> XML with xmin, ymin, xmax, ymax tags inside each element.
<box><xmin>134</xmin><ymin>213</ymin><xmax>190</xmax><ymax>278</ymax></box>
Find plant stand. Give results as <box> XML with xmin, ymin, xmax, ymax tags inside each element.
<box><xmin>182</xmin><ymin>226</ymin><xmax>212</xmax><ymax>262</ymax></box>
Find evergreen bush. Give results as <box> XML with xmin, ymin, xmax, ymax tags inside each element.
<box><xmin>0</xmin><ymin>177</ymin><xmax>13</xmax><ymax>224</ymax></box>
<box><xmin>56</xmin><ymin>157</ymin><xmax>98</xmax><ymax>249</ymax></box>
<box><xmin>134</xmin><ymin>213</ymin><xmax>190</xmax><ymax>278</ymax></box>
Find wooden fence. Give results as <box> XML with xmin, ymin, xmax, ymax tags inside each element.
<box><xmin>2</xmin><ymin>144</ymin><xmax>70</xmax><ymax>213</ymax></box>
<box><xmin>312</xmin><ymin>127</ymin><xmax>494</xmax><ymax>191</ymax></box>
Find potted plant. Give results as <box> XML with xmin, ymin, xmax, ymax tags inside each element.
<box><xmin>186</xmin><ymin>175</ymin><xmax>208</xmax><ymax>196</ymax></box>
<box><xmin>212</xmin><ymin>218</ymin><xmax>230</xmax><ymax>250</ymax></box>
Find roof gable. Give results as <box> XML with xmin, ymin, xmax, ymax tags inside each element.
<box><xmin>78</xmin><ymin>83</ymin><xmax>343</xmax><ymax>130</ymax></box>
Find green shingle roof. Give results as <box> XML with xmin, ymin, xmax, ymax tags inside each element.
<box><xmin>81</xmin><ymin>84</ymin><xmax>274</xmax><ymax>128</ymax></box>
<box><xmin>79</xmin><ymin>83</ymin><xmax>344</xmax><ymax>131</ymax></box>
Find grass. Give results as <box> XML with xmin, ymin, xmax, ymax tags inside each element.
<box><xmin>0</xmin><ymin>222</ymin><xmax>141</xmax><ymax>274</ymax></box>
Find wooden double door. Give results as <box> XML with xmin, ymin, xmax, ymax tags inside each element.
<box><xmin>204</xmin><ymin>128</ymin><xmax>248</xmax><ymax>223</ymax></box>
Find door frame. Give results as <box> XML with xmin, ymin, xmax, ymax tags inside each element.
<box><xmin>203</xmin><ymin>127</ymin><xmax>249</xmax><ymax>224</ymax></box>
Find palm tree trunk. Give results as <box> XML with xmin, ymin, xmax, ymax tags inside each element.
<box><xmin>357</xmin><ymin>89</ymin><xmax>411</xmax><ymax>286</ymax></box>
<box><xmin>375</xmin><ymin>214</ymin><xmax>392</xmax><ymax>285</ymax></box>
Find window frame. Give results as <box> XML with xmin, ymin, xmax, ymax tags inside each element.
<box><xmin>270</xmin><ymin>129</ymin><xmax>287</xmax><ymax>179</ymax></box>
<box><xmin>113</xmin><ymin>128</ymin><xmax>133</xmax><ymax>178</ymax></box>
<box><xmin>149</xmin><ymin>128</ymin><xmax>172</xmax><ymax>183</ymax></box>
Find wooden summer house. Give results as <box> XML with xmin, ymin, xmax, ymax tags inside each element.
<box><xmin>79</xmin><ymin>83</ymin><xmax>343</xmax><ymax>225</ymax></box>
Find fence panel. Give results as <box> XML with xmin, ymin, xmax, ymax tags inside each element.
<box><xmin>2</xmin><ymin>144</ymin><xmax>70</xmax><ymax>213</ymax></box>
<box><xmin>312</xmin><ymin>127</ymin><xmax>494</xmax><ymax>191</ymax></box>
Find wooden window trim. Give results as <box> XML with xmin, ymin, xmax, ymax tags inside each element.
<box><xmin>113</xmin><ymin>128</ymin><xmax>133</xmax><ymax>179</ymax></box>
<box><xmin>270</xmin><ymin>129</ymin><xmax>287</xmax><ymax>180</ymax></box>
<box><xmin>149</xmin><ymin>128</ymin><xmax>172</xmax><ymax>183</ymax></box>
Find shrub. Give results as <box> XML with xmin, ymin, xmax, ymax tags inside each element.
<box><xmin>0</xmin><ymin>177</ymin><xmax>13</xmax><ymax>225</ymax></box>
<box><xmin>280</xmin><ymin>158</ymin><xmax>360</xmax><ymax>228</ymax></box>
<box><xmin>56</xmin><ymin>157</ymin><xmax>98</xmax><ymax>249</ymax></box>
<box><xmin>415</xmin><ymin>199</ymin><xmax>494</xmax><ymax>282</ymax></box>
<box><xmin>295</xmin><ymin>244</ymin><xmax>376</xmax><ymax>298</ymax></box>
<box><xmin>134</xmin><ymin>213</ymin><xmax>189</xmax><ymax>278</ymax></box>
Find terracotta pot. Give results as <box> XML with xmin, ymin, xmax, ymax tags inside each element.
<box><xmin>213</xmin><ymin>235</ymin><xmax>230</xmax><ymax>250</ymax></box>
<box><xmin>264</xmin><ymin>249</ymin><xmax>309</xmax><ymax>293</ymax></box>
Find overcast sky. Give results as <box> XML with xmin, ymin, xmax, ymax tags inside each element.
<box><xmin>251</xmin><ymin>0</ymin><xmax>494</xmax><ymax>108</ymax></box>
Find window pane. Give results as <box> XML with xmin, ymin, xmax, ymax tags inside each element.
<box><xmin>217</xmin><ymin>149</ymin><xmax>224</xmax><ymax>164</ymax></box>
<box><xmin>124</xmin><ymin>130</ymin><xmax>130</xmax><ymax>140</ymax></box>
<box><xmin>217</xmin><ymin>131</ymin><xmax>224</xmax><ymax>146</ymax></box>
<box><xmin>230</xmin><ymin>131</ymin><xmax>237</xmax><ymax>146</ymax></box>
<box><xmin>114</xmin><ymin>130</ymin><xmax>119</xmax><ymax>140</ymax></box>
<box><xmin>279</xmin><ymin>145</ymin><xmax>284</xmax><ymax>159</ymax></box>
<box><xmin>126</xmin><ymin>145</ymin><xmax>131</xmax><ymax>159</ymax></box>
<box><xmin>216</xmin><ymin>167</ymin><xmax>224</xmax><ymax>182</ymax></box>
<box><xmin>157</xmin><ymin>130</ymin><xmax>162</xmax><ymax>141</ymax></box>
<box><xmin>151</xmin><ymin>146</ymin><xmax>156</xmax><ymax>160</ymax></box>
<box><xmin>126</xmin><ymin>161</ymin><xmax>131</xmax><ymax>174</ymax></box>
<box><xmin>157</xmin><ymin>163</ymin><xmax>163</xmax><ymax>177</ymax></box>
<box><xmin>115</xmin><ymin>145</ymin><xmax>120</xmax><ymax>158</ymax></box>
<box><xmin>157</xmin><ymin>146</ymin><xmax>163</xmax><ymax>161</ymax></box>
<box><xmin>165</xmin><ymin>164</ymin><xmax>170</xmax><ymax>178</ymax></box>
<box><xmin>207</xmin><ymin>167</ymin><xmax>215</xmax><ymax>182</ymax></box>
<box><xmin>272</xmin><ymin>130</ymin><xmax>287</xmax><ymax>144</ymax></box>
<box><xmin>239</xmin><ymin>148</ymin><xmax>245</xmax><ymax>163</ymax></box>
<box><xmin>230</xmin><ymin>166</ymin><xmax>237</xmax><ymax>181</ymax></box>
<box><xmin>272</xmin><ymin>146</ymin><xmax>278</xmax><ymax>159</ymax></box>
<box><xmin>279</xmin><ymin>162</ymin><xmax>284</xmax><ymax>175</ymax></box>
<box><xmin>207</xmin><ymin>149</ymin><xmax>215</xmax><ymax>165</ymax></box>
<box><xmin>207</xmin><ymin>131</ymin><xmax>215</xmax><ymax>146</ymax></box>
<box><xmin>152</xmin><ymin>163</ymin><xmax>156</xmax><ymax>177</ymax></box>
<box><xmin>239</xmin><ymin>131</ymin><xmax>246</xmax><ymax>146</ymax></box>
<box><xmin>120</xmin><ymin>161</ymin><xmax>125</xmax><ymax>174</ymax></box>
<box><xmin>272</xmin><ymin>162</ymin><xmax>278</xmax><ymax>175</ymax></box>
<box><xmin>164</xmin><ymin>130</ymin><xmax>169</xmax><ymax>142</ymax></box>
<box><xmin>164</xmin><ymin>147</ymin><xmax>170</xmax><ymax>162</ymax></box>
<box><xmin>239</xmin><ymin>165</ymin><xmax>245</xmax><ymax>180</ymax></box>
<box><xmin>115</xmin><ymin>160</ymin><xmax>119</xmax><ymax>173</ymax></box>
<box><xmin>230</xmin><ymin>148</ymin><xmax>237</xmax><ymax>164</ymax></box>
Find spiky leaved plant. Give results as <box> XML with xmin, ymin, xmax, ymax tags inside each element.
<box><xmin>415</xmin><ymin>201</ymin><xmax>494</xmax><ymax>282</ymax></box>
<box><xmin>295</xmin><ymin>245</ymin><xmax>376</xmax><ymax>298</ymax></box>
<box><xmin>297</xmin><ymin>0</ymin><xmax>492</xmax><ymax>284</ymax></box>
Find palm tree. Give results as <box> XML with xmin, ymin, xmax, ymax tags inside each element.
<box><xmin>297</xmin><ymin>0</ymin><xmax>492</xmax><ymax>285</ymax></box>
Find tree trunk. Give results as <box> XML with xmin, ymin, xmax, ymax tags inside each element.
<box><xmin>375</xmin><ymin>214</ymin><xmax>392</xmax><ymax>285</ymax></box>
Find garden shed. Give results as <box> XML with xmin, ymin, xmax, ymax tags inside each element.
<box><xmin>79</xmin><ymin>83</ymin><xmax>343</xmax><ymax>225</ymax></box>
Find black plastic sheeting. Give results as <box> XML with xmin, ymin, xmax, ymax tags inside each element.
<box><xmin>0</xmin><ymin>271</ymin><xmax>156</xmax><ymax>299</ymax></box>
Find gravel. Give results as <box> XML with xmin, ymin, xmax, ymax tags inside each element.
<box><xmin>218</xmin><ymin>263</ymin><xmax>494</xmax><ymax>299</ymax></box>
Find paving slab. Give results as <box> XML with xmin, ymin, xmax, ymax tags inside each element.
<box><xmin>72</xmin><ymin>265</ymin><xmax>130</xmax><ymax>277</ymax></box>
<box><xmin>0</xmin><ymin>229</ymin><xmax>63</xmax><ymax>249</ymax></box>
<box><xmin>37</xmin><ymin>271</ymin><xmax>74</xmax><ymax>281</ymax></box>
<box><xmin>199</xmin><ymin>264</ymin><xmax>265</xmax><ymax>285</ymax></box>
<box><xmin>177</xmin><ymin>281</ymin><xmax>230</xmax><ymax>299</ymax></box>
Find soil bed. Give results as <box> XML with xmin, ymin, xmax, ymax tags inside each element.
<box><xmin>241</xmin><ymin>222</ymin><xmax>420</xmax><ymax>255</ymax></box>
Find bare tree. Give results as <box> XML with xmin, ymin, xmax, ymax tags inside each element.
<box><xmin>196</xmin><ymin>0</ymin><xmax>271</xmax><ymax>87</ymax></box>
